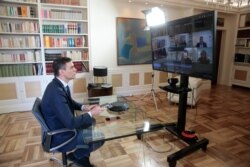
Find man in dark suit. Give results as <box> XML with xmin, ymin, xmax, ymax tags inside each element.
<box><xmin>41</xmin><ymin>57</ymin><xmax>104</xmax><ymax>167</ymax></box>
<box><xmin>196</xmin><ymin>36</ymin><xmax>207</xmax><ymax>48</ymax></box>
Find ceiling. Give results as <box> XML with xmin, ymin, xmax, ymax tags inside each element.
<box><xmin>126</xmin><ymin>0</ymin><xmax>250</xmax><ymax>13</ymax></box>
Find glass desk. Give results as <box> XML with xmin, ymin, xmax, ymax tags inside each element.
<box><xmin>81</xmin><ymin>95</ymin><xmax>164</xmax><ymax>143</ymax></box>
<box><xmin>80</xmin><ymin>95</ymin><xmax>209</xmax><ymax>167</ymax></box>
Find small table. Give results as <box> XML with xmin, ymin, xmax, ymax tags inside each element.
<box><xmin>87</xmin><ymin>84</ymin><xmax>113</xmax><ymax>97</ymax></box>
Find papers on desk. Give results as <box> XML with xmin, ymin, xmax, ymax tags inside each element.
<box><xmin>101</xmin><ymin>84</ymin><xmax>112</xmax><ymax>88</ymax></box>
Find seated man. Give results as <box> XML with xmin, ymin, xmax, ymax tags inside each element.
<box><xmin>41</xmin><ymin>57</ymin><xmax>104</xmax><ymax>167</ymax></box>
<box><xmin>198</xmin><ymin>50</ymin><xmax>210</xmax><ymax>64</ymax></box>
<box><xmin>196</xmin><ymin>36</ymin><xmax>207</xmax><ymax>48</ymax></box>
<box><xmin>181</xmin><ymin>50</ymin><xmax>192</xmax><ymax>65</ymax></box>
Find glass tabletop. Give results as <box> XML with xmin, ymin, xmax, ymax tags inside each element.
<box><xmin>81</xmin><ymin>95</ymin><xmax>165</xmax><ymax>143</ymax></box>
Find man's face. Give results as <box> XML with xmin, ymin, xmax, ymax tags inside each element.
<box><xmin>59</xmin><ymin>61</ymin><xmax>76</xmax><ymax>82</ymax></box>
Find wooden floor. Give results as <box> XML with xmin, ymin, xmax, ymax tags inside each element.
<box><xmin>0</xmin><ymin>85</ymin><xmax>250</xmax><ymax>167</ymax></box>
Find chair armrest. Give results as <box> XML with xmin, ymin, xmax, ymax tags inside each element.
<box><xmin>47</xmin><ymin>128</ymin><xmax>76</xmax><ymax>136</ymax></box>
<box><xmin>44</xmin><ymin>128</ymin><xmax>77</xmax><ymax>152</ymax></box>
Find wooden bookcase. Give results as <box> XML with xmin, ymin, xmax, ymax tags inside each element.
<box><xmin>232</xmin><ymin>12</ymin><xmax>250</xmax><ymax>88</ymax></box>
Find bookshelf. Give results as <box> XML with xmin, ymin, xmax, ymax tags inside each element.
<box><xmin>232</xmin><ymin>12</ymin><xmax>250</xmax><ymax>88</ymax></box>
<box><xmin>40</xmin><ymin>0</ymin><xmax>89</xmax><ymax>75</ymax></box>
<box><xmin>0</xmin><ymin>0</ymin><xmax>90</xmax><ymax>113</ymax></box>
<box><xmin>0</xmin><ymin>0</ymin><xmax>90</xmax><ymax>77</ymax></box>
<box><xmin>0</xmin><ymin>0</ymin><xmax>42</xmax><ymax>77</ymax></box>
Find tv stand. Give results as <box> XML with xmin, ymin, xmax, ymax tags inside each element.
<box><xmin>160</xmin><ymin>74</ymin><xmax>209</xmax><ymax>167</ymax></box>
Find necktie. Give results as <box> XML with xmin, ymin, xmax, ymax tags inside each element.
<box><xmin>66</xmin><ymin>86</ymin><xmax>71</xmax><ymax>97</ymax></box>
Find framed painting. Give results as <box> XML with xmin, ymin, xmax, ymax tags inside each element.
<box><xmin>116</xmin><ymin>17</ymin><xmax>152</xmax><ymax>65</ymax></box>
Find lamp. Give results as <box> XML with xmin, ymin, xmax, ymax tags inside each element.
<box><xmin>142</xmin><ymin>7</ymin><xmax>165</xmax><ymax>28</ymax></box>
<box><xmin>93</xmin><ymin>66</ymin><xmax>107</xmax><ymax>84</ymax></box>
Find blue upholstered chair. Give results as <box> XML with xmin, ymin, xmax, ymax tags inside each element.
<box><xmin>32</xmin><ymin>97</ymin><xmax>77</xmax><ymax>167</ymax></box>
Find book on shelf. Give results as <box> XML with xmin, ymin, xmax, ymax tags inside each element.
<box><xmin>82</xmin><ymin>51</ymin><xmax>88</xmax><ymax>60</ymax></box>
<box><xmin>247</xmin><ymin>39</ymin><xmax>250</xmax><ymax>48</ymax></box>
<box><xmin>0</xmin><ymin>64</ymin><xmax>42</xmax><ymax>77</ymax></box>
<box><xmin>0</xmin><ymin>21</ymin><xmax>39</xmax><ymax>33</ymax></box>
<box><xmin>82</xmin><ymin>61</ymin><xmax>89</xmax><ymax>72</ymax></box>
<box><xmin>41</xmin><ymin>0</ymin><xmax>80</xmax><ymax>5</ymax></box>
<box><xmin>43</xmin><ymin>36</ymin><xmax>85</xmax><ymax>48</ymax></box>
<box><xmin>1</xmin><ymin>5</ymin><xmax>36</xmax><ymax>18</ymax></box>
<box><xmin>45</xmin><ymin>63</ymin><xmax>53</xmax><ymax>74</ymax></box>
<box><xmin>0</xmin><ymin>50</ymin><xmax>41</xmax><ymax>63</ymax></box>
<box><xmin>73</xmin><ymin>62</ymin><xmax>82</xmax><ymax>72</ymax></box>
<box><xmin>41</xmin><ymin>8</ymin><xmax>83</xmax><ymax>20</ymax></box>
<box><xmin>0</xmin><ymin>36</ymin><xmax>40</xmax><ymax>48</ymax></box>
<box><xmin>17</xmin><ymin>7</ymin><xmax>22</xmax><ymax>17</ymax></box>
<box><xmin>44</xmin><ymin>50</ymin><xmax>85</xmax><ymax>62</ymax></box>
<box><xmin>21</xmin><ymin>6</ymin><xmax>28</xmax><ymax>17</ymax></box>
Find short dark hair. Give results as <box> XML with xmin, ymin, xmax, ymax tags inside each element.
<box><xmin>52</xmin><ymin>57</ymin><xmax>72</xmax><ymax>76</ymax></box>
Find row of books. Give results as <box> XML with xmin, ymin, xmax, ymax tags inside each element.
<box><xmin>0</xmin><ymin>63</ymin><xmax>43</xmax><ymax>77</ymax></box>
<box><xmin>41</xmin><ymin>0</ymin><xmax>81</xmax><ymax>6</ymax></box>
<box><xmin>42</xmin><ymin>23</ymin><xmax>83</xmax><ymax>34</ymax></box>
<box><xmin>236</xmin><ymin>39</ymin><xmax>250</xmax><ymax>47</ymax></box>
<box><xmin>0</xmin><ymin>21</ymin><xmax>39</xmax><ymax>33</ymax></box>
<box><xmin>45</xmin><ymin>61</ymin><xmax>88</xmax><ymax>74</ymax></box>
<box><xmin>0</xmin><ymin>5</ymin><xmax>36</xmax><ymax>18</ymax></box>
<box><xmin>0</xmin><ymin>36</ymin><xmax>40</xmax><ymax>48</ymax></box>
<box><xmin>45</xmin><ymin>50</ymin><xmax>88</xmax><ymax>61</ymax></box>
<box><xmin>41</xmin><ymin>9</ymin><xmax>84</xmax><ymax>20</ymax></box>
<box><xmin>43</xmin><ymin>36</ymin><xmax>85</xmax><ymax>48</ymax></box>
<box><xmin>74</xmin><ymin>61</ymin><xmax>88</xmax><ymax>72</ymax></box>
<box><xmin>0</xmin><ymin>50</ymin><xmax>41</xmax><ymax>63</ymax></box>
<box><xmin>14</xmin><ymin>0</ymin><xmax>37</xmax><ymax>2</ymax></box>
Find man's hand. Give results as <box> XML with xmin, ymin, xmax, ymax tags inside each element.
<box><xmin>84</xmin><ymin>105</ymin><xmax>98</xmax><ymax>111</ymax></box>
<box><xmin>89</xmin><ymin>105</ymin><xmax>103</xmax><ymax>116</ymax></box>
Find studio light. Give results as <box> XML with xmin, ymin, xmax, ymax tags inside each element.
<box><xmin>142</xmin><ymin>7</ymin><xmax>165</xmax><ymax>28</ymax></box>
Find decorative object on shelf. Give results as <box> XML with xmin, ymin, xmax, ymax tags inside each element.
<box><xmin>116</xmin><ymin>17</ymin><xmax>151</xmax><ymax>65</ymax></box>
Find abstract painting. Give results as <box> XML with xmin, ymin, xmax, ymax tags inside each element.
<box><xmin>116</xmin><ymin>17</ymin><xmax>152</xmax><ymax>65</ymax></box>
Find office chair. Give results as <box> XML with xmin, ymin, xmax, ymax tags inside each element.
<box><xmin>32</xmin><ymin>97</ymin><xmax>77</xmax><ymax>167</ymax></box>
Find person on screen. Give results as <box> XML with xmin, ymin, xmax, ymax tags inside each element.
<box><xmin>196</xmin><ymin>36</ymin><xmax>207</xmax><ymax>48</ymax></box>
<box><xmin>181</xmin><ymin>50</ymin><xmax>192</xmax><ymax>65</ymax></box>
<box><xmin>179</xmin><ymin>36</ymin><xmax>187</xmax><ymax>47</ymax></box>
<box><xmin>198</xmin><ymin>50</ymin><xmax>210</xmax><ymax>64</ymax></box>
<box><xmin>41</xmin><ymin>57</ymin><xmax>104</xmax><ymax>167</ymax></box>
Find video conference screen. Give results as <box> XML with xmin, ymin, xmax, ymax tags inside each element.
<box><xmin>151</xmin><ymin>11</ymin><xmax>217</xmax><ymax>80</ymax></box>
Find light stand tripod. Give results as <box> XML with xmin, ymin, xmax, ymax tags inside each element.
<box><xmin>140</xmin><ymin>71</ymin><xmax>161</xmax><ymax>112</ymax></box>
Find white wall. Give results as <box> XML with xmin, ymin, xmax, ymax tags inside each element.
<box><xmin>89</xmin><ymin>0</ymin><xmax>190</xmax><ymax>69</ymax></box>
<box><xmin>89</xmin><ymin>0</ymin><xmax>239</xmax><ymax>87</ymax></box>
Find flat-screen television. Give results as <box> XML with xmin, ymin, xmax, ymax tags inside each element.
<box><xmin>151</xmin><ymin>11</ymin><xmax>217</xmax><ymax>81</ymax></box>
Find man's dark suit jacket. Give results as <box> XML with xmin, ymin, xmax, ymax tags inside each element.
<box><xmin>196</xmin><ymin>42</ymin><xmax>207</xmax><ymax>47</ymax></box>
<box><xmin>41</xmin><ymin>78</ymin><xmax>93</xmax><ymax>151</ymax></box>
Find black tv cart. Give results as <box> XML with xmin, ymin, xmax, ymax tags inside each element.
<box><xmin>159</xmin><ymin>74</ymin><xmax>209</xmax><ymax>167</ymax></box>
